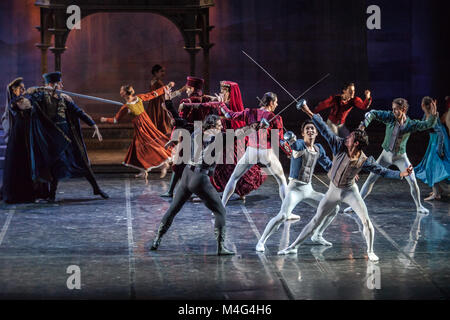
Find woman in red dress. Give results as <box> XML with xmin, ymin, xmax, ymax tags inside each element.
<box><xmin>100</xmin><ymin>84</ymin><xmax>173</xmax><ymax>181</ymax></box>
<box><xmin>211</xmin><ymin>81</ymin><xmax>267</xmax><ymax>200</ymax></box>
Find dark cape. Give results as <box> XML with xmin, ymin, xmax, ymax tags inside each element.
<box><xmin>28</xmin><ymin>89</ymin><xmax>95</xmax><ymax>180</ymax></box>
<box><xmin>2</xmin><ymin>96</ymin><xmax>70</xmax><ymax>203</ymax></box>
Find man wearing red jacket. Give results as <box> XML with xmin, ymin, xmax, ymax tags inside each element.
<box><xmin>313</xmin><ymin>82</ymin><xmax>372</xmax><ymax>136</ymax></box>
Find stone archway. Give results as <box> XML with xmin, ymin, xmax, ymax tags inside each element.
<box><xmin>34</xmin><ymin>0</ymin><xmax>215</xmax><ymax>93</ymax></box>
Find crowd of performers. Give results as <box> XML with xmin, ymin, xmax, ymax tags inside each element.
<box><xmin>1</xmin><ymin>69</ymin><xmax>449</xmax><ymax>261</ymax></box>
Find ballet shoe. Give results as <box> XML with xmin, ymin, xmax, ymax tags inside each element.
<box><xmin>367</xmin><ymin>252</ymin><xmax>379</xmax><ymax>262</ymax></box>
<box><xmin>278</xmin><ymin>247</ymin><xmax>298</xmax><ymax>255</ymax></box>
<box><xmin>310</xmin><ymin>235</ymin><xmax>333</xmax><ymax>246</ymax></box>
<box><xmin>416</xmin><ymin>206</ymin><xmax>429</xmax><ymax>214</ymax></box>
<box><xmin>287</xmin><ymin>213</ymin><xmax>300</xmax><ymax>220</ymax></box>
<box><xmin>255</xmin><ymin>241</ymin><xmax>265</xmax><ymax>252</ymax></box>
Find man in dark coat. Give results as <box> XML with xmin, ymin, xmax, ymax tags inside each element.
<box><xmin>27</xmin><ymin>72</ymin><xmax>108</xmax><ymax>201</ymax></box>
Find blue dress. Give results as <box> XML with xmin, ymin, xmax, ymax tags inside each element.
<box><xmin>415</xmin><ymin>118</ymin><xmax>450</xmax><ymax>187</ymax></box>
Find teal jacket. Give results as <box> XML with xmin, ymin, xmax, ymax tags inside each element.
<box><xmin>361</xmin><ymin>110</ymin><xmax>438</xmax><ymax>155</ymax></box>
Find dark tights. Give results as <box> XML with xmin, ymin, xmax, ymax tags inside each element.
<box><xmin>157</xmin><ymin>166</ymin><xmax>226</xmax><ymax>237</ymax></box>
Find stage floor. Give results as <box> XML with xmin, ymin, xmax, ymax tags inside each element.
<box><xmin>0</xmin><ymin>173</ymin><xmax>449</xmax><ymax>300</ymax></box>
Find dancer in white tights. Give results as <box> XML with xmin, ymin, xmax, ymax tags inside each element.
<box><xmin>256</xmin><ymin>120</ymin><xmax>339</xmax><ymax>252</ymax></box>
<box><xmin>278</xmin><ymin>102</ymin><xmax>413</xmax><ymax>262</ymax></box>
<box><xmin>344</xmin><ymin>98</ymin><xmax>438</xmax><ymax>215</ymax></box>
<box><xmin>220</xmin><ymin>92</ymin><xmax>295</xmax><ymax>218</ymax></box>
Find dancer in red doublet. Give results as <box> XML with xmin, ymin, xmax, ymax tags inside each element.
<box><xmin>210</xmin><ymin>81</ymin><xmax>267</xmax><ymax>201</ymax></box>
<box><xmin>160</xmin><ymin>76</ymin><xmax>214</xmax><ymax>197</ymax></box>
<box><xmin>313</xmin><ymin>82</ymin><xmax>372</xmax><ymax>137</ymax></box>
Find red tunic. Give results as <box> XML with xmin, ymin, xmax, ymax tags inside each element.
<box><xmin>212</xmin><ymin>102</ymin><xmax>268</xmax><ymax>196</ymax></box>
<box><xmin>313</xmin><ymin>95</ymin><xmax>372</xmax><ymax>125</ymax></box>
<box><xmin>189</xmin><ymin>79</ymin><xmax>268</xmax><ymax>197</ymax></box>
<box><xmin>171</xmin><ymin>93</ymin><xmax>214</xmax><ymax>177</ymax></box>
<box><xmin>220</xmin><ymin>105</ymin><xmax>284</xmax><ymax>149</ymax></box>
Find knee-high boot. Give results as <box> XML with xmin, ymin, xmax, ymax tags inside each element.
<box><xmin>215</xmin><ymin>226</ymin><xmax>235</xmax><ymax>256</ymax></box>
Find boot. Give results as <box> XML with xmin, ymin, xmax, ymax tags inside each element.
<box><xmin>48</xmin><ymin>180</ymin><xmax>58</xmax><ymax>202</ymax></box>
<box><xmin>86</xmin><ymin>173</ymin><xmax>110</xmax><ymax>199</ymax></box>
<box><xmin>150</xmin><ymin>222</ymin><xmax>168</xmax><ymax>251</ymax></box>
<box><xmin>94</xmin><ymin>188</ymin><xmax>109</xmax><ymax>199</ymax></box>
<box><xmin>150</xmin><ymin>237</ymin><xmax>162</xmax><ymax>251</ymax></box>
<box><xmin>215</xmin><ymin>227</ymin><xmax>235</xmax><ymax>256</ymax></box>
<box><xmin>160</xmin><ymin>172</ymin><xmax>178</xmax><ymax>197</ymax></box>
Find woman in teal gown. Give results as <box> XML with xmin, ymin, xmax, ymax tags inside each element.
<box><xmin>415</xmin><ymin>97</ymin><xmax>450</xmax><ymax>201</ymax></box>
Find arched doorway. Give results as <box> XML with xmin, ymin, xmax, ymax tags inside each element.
<box><xmin>34</xmin><ymin>0</ymin><xmax>215</xmax><ymax>93</ymax></box>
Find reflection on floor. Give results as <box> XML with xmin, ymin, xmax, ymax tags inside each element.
<box><xmin>0</xmin><ymin>173</ymin><xmax>448</xmax><ymax>299</ymax></box>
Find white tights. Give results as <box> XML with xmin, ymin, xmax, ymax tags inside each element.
<box><xmin>258</xmin><ymin>180</ymin><xmax>339</xmax><ymax>248</ymax></box>
<box><xmin>221</xmin><ymin>147</ymin><xmax>287</xmax><ymax>206</ymax></box>
<box><xmin>281</xmin><ymin>182</ymin><xmax>378</xmax><ymax>261</ymax></box>
<box><xmin>360</xmin><ymin>150</ymin><xmax>423</xmax><ymax>210</ymax></box>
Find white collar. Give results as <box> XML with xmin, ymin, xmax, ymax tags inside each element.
<box><xmin>127</xmin><ymin>97</ymin><xmax>140</xmax><ymax>105</ymax></box>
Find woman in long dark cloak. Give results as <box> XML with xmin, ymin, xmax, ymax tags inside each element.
<box><xmin>2</xmin><ymin>78</ymin><xmax>68</xmax><ymax>203</ymax></box>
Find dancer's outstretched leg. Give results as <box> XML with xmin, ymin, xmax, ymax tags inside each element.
<box><xmin>195</xmin><ymin>178</ymin><xmax>234</xmax><ymax>255</ymax></box>
<box><xmin>344</xmin><ymin>151</ymin><xmax>390</xmax><ymax>213</ymax></box>
<box><xmin>278</xmin><ymin>188</ymin><xmax>340</xmax><ymax>255</ymax></box>
<box><xmin>256</xmin><ymin>182</ymin><xmax>303</xmax><ymax>252</ymax></box>
<box><xmin>342</xmin><ymin>185</ymin><xmax>378</xmax><ymax>262</ymax></box>
<box><xmin>304</xmin><ymin>189</ymin><xmax>339</xmax><ymax>246</ymax></box>
<box><xmin>150</xmin><ymin>183</ymin><xmax>192</xmax><ymax>250</ymax></box>
<box><xmin>222</xmin><ymin>156</ymin><xmax>254</xmax><ymax>207</ymax></box>
<box><xmin>85</xmin><ymin>168</ymin><xmax>109</xmax><ymax>199</ymax></box>
<box><xmin>394</xmin><ymin>154</ymin><xmax>428</xmax><ymax>214</ymax></box>
<box><xmin>264</xmin><ymin>149</ymin><xmax>288</xmax><ymax>201</ymax></box>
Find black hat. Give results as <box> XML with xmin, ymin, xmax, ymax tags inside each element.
<box><xmin>43</xmin><ymin>71</ymin><xmax>62</xmax><ymax>84</ymax></box>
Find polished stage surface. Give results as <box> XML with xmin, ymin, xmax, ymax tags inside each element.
<box><xmin>0</xmin><ymin>173</ymin><xmax>448</xmax><ymax>300</ymax></box>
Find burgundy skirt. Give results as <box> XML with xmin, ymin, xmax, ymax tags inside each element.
<box><xmin>212</xmin><ymin>163</ymin><xmax>267</xmax><ymax>197</ymax></box>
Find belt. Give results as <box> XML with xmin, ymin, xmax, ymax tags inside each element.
<box><xmin>187</xmin><ymin>164</ymin><xmax>213</xmax><ymax>176</ymax></box>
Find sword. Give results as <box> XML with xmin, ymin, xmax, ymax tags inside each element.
<box><xmin>243</xmin><ymin>51</ymin><xmax>332</xmax><ymax>187</ymax></box>
<box><xmin>242</xmin><ymin>50</ymin><xmax>330</xmax><ymax>122</ymax></box>
<box><xmin>56</xmin><ymin>89</ymin><xmax>124</xmax><ymax>106</ymax></box>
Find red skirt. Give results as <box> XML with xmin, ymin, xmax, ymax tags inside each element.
<box><xmin>212</xmin><ymin>163</ymin><xmax>267</xmax><ymax>197</ymax></box>
<box><xmin>123</xmin><ymin>112</ymin><xmax>171</xmax><ymax>170</ymax></box>
<box><xmin>211</xmin><ymin>138</ymin><xmax>267</xmax><ymax>197</ymax></box>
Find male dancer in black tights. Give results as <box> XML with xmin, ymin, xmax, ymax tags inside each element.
<box><xmin>150</xmin><ymin>114</ymin><xmax>257</xmax><ymax>255</ymax></box>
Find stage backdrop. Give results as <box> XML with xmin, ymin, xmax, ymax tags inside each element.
<box><xmin>0</xmin><ymin>0</ymin><xmax>448</xmax><ymax>127</ymax></box>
